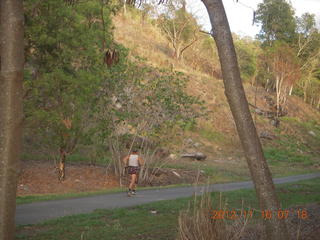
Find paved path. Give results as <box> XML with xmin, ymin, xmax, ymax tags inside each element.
<box><xmin>16</xmin><ymin>172</ymin><xmax>320</xmax><ymax>225</ymax></box>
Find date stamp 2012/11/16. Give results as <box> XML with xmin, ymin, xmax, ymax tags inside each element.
<box><xmin>210</xmin><ymin>209</ymin><xmax>308</xmax><ymax>220</ymax></box>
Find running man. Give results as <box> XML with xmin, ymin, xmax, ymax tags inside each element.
<box><xmin>123</xmin><ymin>149</ymin><xmax>144</xmax><ymax>196</ymax></box>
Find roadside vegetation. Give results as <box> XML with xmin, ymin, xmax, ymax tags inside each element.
<box><xmin>16</xmin><ymin>178</ymin><xmax>320</xmax><ymax>240</ymax></box>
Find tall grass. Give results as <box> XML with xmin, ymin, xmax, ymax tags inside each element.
<box><xmin>177</xmin><ymin>190</ymin><xmax>253</xmax><ymax>240</ymax></box>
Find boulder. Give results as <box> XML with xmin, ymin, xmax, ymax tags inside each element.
<box><xmin>308</xmin><ymin>131</ymin><xmax>316</xmax><ymax>137</ymax></box>
<box><xmin>260</xmin><ymin>131</ymin><xmax>275</xmax><ymax>140</ymax></box>
<box><xmin>181</xmin><ymin>152</ymin><xmax>207</xmax><ymax>161</ymax></box>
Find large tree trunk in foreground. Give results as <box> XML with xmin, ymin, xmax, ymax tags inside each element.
<box><xmin>0</xmin><ymin>0</ymin><xmax>24</xmax><ymax>239</ymax></box>
<box><xmin>201</xmin><ymin>0</ymin><xmax>289</xmax><ymax>239</ymax></box>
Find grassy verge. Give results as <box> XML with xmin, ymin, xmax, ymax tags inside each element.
<box><xmin>16</xmin><ymin>178</ymin><xmax>320</xmax><ymax>240</ymax></box>
<box><xmin>16</xmin><ymin>189</ymin><xmax>125</xmax><ymax>205</ymax></box>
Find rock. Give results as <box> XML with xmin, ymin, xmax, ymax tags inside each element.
<box><xmin>254</xmin><ymin>108</ymin><xmax>263</xmax><ymax>114</ymax></box>
<box><xmin>270</xmin><ymin>118</ymin><xmax>280</xmax><ymax>127</ymax></box>
<box><xmin>308</xmin><ymin>131</ymin><xmax>316</xmax><ymax>137</ymax></box>
<box><xmin>313</xmin><ymin>163</ymin><xmax>320</xmax><ymax>169</ymax></box>
<box><xmin>260</xmin><ymin>131</ymin><xmax>275</xmax><ymax>140</ymax></box>
<box><xmin>185</xmin><ymin>138</ymin><xmax>193</xmax><ymax>146</ymax></box>
<box><xmin>115</xmin><ymin>103</ymin><xmax>122</xmax><ymax>109</ymax></box>
<box><xmin>19</xmin><ymin>184</ymin><xmax>30</xmax><ymax>191</ymax></box>
<box><xmin>169</xmin><ymin>154</ymin><xmax>177</xmax><ymax>159</ymax></box>
<box><xmin>193</xmin><ymin>142</ymin><xmax>201</xmax><ymax>148</ymax></box>
<box><xmin>181</xmin><ymin>152</ymin><xmax>207</xmax><ymax>161</ymax></box>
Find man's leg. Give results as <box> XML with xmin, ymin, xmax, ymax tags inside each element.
<box><xmin>130</xmin><ymin>174</ymin><xmax>137</xmax><ymax>194</ymax></box>
<box><xmin>129</xmin><ymin>174</ymin><xmax>136</xmax><ymax>189</ymax></box>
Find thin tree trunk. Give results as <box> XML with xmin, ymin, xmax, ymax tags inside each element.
<box><xmin>201</xmin><ymin>0</ymin><xmax>289</xmax><ymax>239</ymax></box>
<box><xmin>288</xmin><ymin>85</ymin><xmax>293</xmax><ymax>96</ymax></box>
<box><xmin>0</xmin><ymin>0</ymin><xmax>24</xmax><ymax>239</ymax></box>
<box><xmin>123</xmin><ymin>0</ymin><xmax>127</xmax><ymax>15</ymax></box>
<box><xmin>303</xmin><ymin>86</ymin><xmax>307</xmax><ymax>102</ymax></box>
<box><xmin>58</xmin><ymin>148</ymin><xmax>66</xmax><ymax>181</ymax></box>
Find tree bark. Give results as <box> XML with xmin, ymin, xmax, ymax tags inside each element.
<box><xmin>58</xmin><ymin>148</ymin><xmax>66</xmax><ymax>181</ymax></box>
<box><xmin>201</xmin><ymin>0</ymin><xmax>289</xmax><ymax>239</ymax></box>
<box><xmin>0</xmin><ymin>0</ymin><xmax>24</xmax><ymax>239</ymax></box>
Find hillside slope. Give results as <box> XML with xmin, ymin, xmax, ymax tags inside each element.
<box><xmin>113</xmin><ymin>11</ymin><xmax>320</xmax><ymax>175</ymax></box>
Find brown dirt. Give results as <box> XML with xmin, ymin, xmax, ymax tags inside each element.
<box><xmin>17</xmin><ymin>161</ymin><xmax>119</xmax><ymax>196</ymax></box>
<box><xmin>17</xmin><ymin>161</ymin><xmax>205</xmax><ymax>196</ymax></box>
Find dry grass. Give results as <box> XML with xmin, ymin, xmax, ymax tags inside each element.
<box><xmin>177</xmin><ymin>191</ymin><xmax>253</xmax><ymax>240</ymax></box>
<box><xmin>113</xmin><ymin>12</ymin><xmax>174</xmax><ymax>69</ymax></box>
<box><xmin>112</xmin><ymin>8</ymin><xmax>320</xmax><ymax>166</ymax></box>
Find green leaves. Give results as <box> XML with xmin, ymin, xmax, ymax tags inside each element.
<box><xmin>23</xmin><ymin>0</ymin><xmax>203</xmax><ymax>159</ymax></box>
<box><xmin>234</xmin><ymin>37</ymin><xmax>259</xmax><ymax>82</ymax></box>
<box><xmin>255</xmin><ymin>0</ymin><xmax>297</xmax><ymax>45</ymax></box>
<box><xmin>23</xmin><ymin>0</ymin><xmax>120</xmax><ymax>152</ymax></box>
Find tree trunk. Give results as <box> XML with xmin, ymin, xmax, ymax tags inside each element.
<box><xmin>275</xmin><ymin>75</ymin><xmax>284</xmax><ymax>118</ymax></box>
<box><xmin>0</xmin><ymin>0</ymin><xmax>24</xmax><ymax>239</ymax></box>
<box><xmin>58</xmin><ymin>148</ymin><xmax>66</xmax><ymax>181</ymax></box>
<box><xmin>303</xmin><ymin>82</ymin><xmax>308</xmax><ymax>102</ymax></box>
<box><xmin>123</xmin><ymin>1</ymin><xmax>126</xmax><ymax>15</ymax></box>
<box><xmin>289</xmin><ymin>85</ymin><xmax>293</xmax><ymax>96</ymax></box>
<box><xmin>201</xmin><ymin>0</ymin><xmax>289</xmax><ymax>239</ymax></box>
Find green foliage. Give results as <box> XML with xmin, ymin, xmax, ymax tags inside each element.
<box><xmin>255</xmin><ymin>0</ymin><xmax>297</xmax><ymax>45</ymax></box>
<box><xmin>198</xmin><ymin>126</ymin><xmax>225</xmax><ymax>143</ymax></box>
<box><xmin>264</xmin><ymin>148</ymin><xmax>313</xmax><ymax>166</ymax></box>
<box><xmin>96</xmin><ymin>61</ymin><xmax>203</xmax><ymax>147</ymax></box>
<box><xmin>24</xmin><ymin>0</ymin><xmax>200</xmax><ymax>161</ymax></box>
<box><xmin>157</xmin><ymin>0</ymin><xmax>200</xmax><ymax>59</ymax></box>
<box><xmin>67</xmin><ymin>154</ymin><xmax>90</xmax><ymax>163</ymax></box>
<box><xmin>296</xmin><ymin>13</ymin><xmax>316</xmax><ymax>37</ymax></box>
<box><xmin>294</xmin><ymin>13</ymin><xmax>320</xmax><ymax>106</ymax></box>
<box><xmin>234</xmin><ymin>37</ymin><xmax>259</xmax><ymax>82</ymax></box>
<box><xmin>23</xmin><ymin>1</ymin><xmax>202</xmax><ymax>163</ymax></box>
<box><xmin>23</xmin><ymin>0</ymin><xmax>122</xmax><ymax>156</ymax></box>
<box><xmin>254</xmin><ymin>1</ymin><xmax>320</xmax><ymax>108</ymax></box>
<box><xmin>264</xmin><ymin>133</ymin><xmax>317</xmax><ymax>167</ymax></box>
<box><xmin>280</xmin><ymin>118</ymin><xmax>320</xmax><ymax>147</ymax></box>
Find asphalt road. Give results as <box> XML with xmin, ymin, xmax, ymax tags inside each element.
<box><xmin>16</xmin><ymin>172</ymin><xmax>320</xmax><ymax>225</ymax></box>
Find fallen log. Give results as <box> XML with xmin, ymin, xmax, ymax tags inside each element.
<box><xmin>181</xmin><ymin>152</ymin><xmax>207</xmax><ymax>161</ymax></box>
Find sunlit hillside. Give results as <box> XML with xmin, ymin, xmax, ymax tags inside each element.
<box><xmin>113</xmin><ymin>10</ymin><xmax>320</xmax><ymax>162</ymax></box>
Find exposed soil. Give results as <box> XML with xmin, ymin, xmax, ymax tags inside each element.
<box><xmin>17</xmin><ymin>161</ymin><xmax>205</xmax><ymax>196</ymax></box>
<box><xmin>17</xmin><ymin>161</ymin><xmax>117</xmax><ymax>196</ymax></box>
